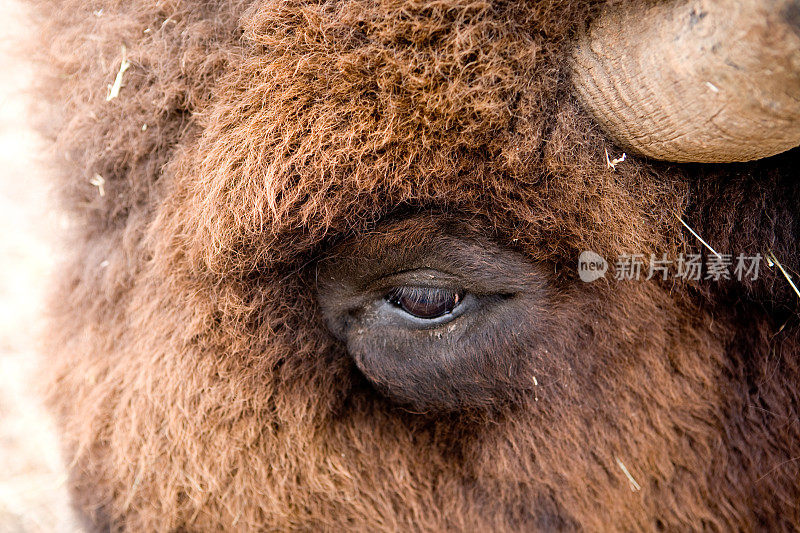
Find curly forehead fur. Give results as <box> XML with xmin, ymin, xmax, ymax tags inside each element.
<box><xmin>30</xmin><ymin>0</ymin><xmax>800</xmax><ymax>530</ymax></box>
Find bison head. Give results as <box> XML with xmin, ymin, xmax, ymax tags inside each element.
<box><xmin>35</xmin><ymin>0</ymin><xmax>800</xmax><ymax>530</ymax></box>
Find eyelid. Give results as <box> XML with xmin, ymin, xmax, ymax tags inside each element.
<box><xmin>364</xmin><ymin>268</ymin><xmax>465</xmax><ymax>294</ymax></box>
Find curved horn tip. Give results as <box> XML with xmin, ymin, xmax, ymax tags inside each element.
<box><xmin>570</xmin><ymin>0</ymin><xmax>800</xmax><ymax>163</ymax></box>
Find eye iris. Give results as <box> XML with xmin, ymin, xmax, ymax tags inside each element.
<box><xmin>387</xmin><ymin>287</ymin><xmax>461</xmax><ymax>319</ymax></box>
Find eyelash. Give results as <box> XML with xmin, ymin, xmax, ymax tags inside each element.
<box><xmin>386</xmin><ymin>286</ymin><xmax>463</xmax><ymax>320</ymax></box>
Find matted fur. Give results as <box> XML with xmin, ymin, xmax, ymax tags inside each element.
<box><xmin>29</xmin><ymin>0</ymin><xmax>800</xmax><ymax>530</ymax></box>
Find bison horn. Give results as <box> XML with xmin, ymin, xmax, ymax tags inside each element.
<box><xmin>569</xmin><ymin>0</ymin><xmax>800</xmax><ymax>163</ymax></box>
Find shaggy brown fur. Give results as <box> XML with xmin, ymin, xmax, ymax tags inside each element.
<box><xmin>30</xmin><ymin>0</ymin><xmax>799</xmax><ymax>530</ymax></box>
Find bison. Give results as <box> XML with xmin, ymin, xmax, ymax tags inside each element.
<box><xmin>31</xmin><ymin>0</ymin><xmax>800</xmax><ymax>530</ymax></box>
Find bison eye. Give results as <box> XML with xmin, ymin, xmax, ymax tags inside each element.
<box><xmin>387</xmin><ymin>286</ymin><xmax>462</xmax><ymax>319</ymax></box>
<box><xmin>316</xmin><ymin>218</ymin><xmax>552</xmax><ymax>412</ymax></box>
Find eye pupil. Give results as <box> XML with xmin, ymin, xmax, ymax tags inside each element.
<box><xmin>387</xmin><ymin>287</ymin><xmax>462</xmax><ymax>319</ymax></box>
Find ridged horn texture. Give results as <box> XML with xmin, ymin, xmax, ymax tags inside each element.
<box><xmin>570</xmin><ymin>0</ymin><xmax>800</xmax><ymax>163</ymax></box>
